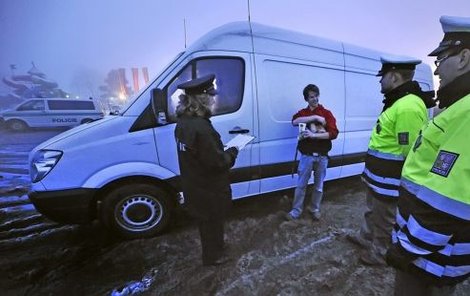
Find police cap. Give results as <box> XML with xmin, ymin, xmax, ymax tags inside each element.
<box><xmin>429</xmin><ymin>15</ymin><xmax>470</xmax><ymax>56</ymax></box>
<box><xmin>177</xmin><ymin>74</ymin><xmax>217</xmax><ymax>95</ymax></box>
<box><xmin>376</xmin><ymin>54</ymin><xmax>421</xmax><ymax>77</ymax></box>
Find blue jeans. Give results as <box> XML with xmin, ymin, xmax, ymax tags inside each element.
<box><xmin>289</xmin><ymin>153</ymin><xmax>328</xmax><ymax>218</ymax></box>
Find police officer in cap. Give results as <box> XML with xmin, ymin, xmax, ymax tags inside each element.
<box><xmin>387</xmin><ymin>15</ymin><xmax>470</xmax><ymax>295</ymax></box>
<box><xmin>348</xmin><ymin>54</ymin><xmax>435</xmax><ymax>266</ymax></box>
<box><xmin>174</xmin><ymin>74</ymin><xmax>239</xmax><ymax>266</ymax></box>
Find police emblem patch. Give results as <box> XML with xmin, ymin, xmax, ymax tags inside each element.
<box><xmin>430</xmin><ymin>150</ymin><xmax>459</xmax><ymax>177</ymax></box>
<box><xmin>398</xmin><ymin>132</ymin><xmax>409</xmax><ymax>145</ymax></box>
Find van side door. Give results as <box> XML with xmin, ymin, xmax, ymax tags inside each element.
<box><xmin>254</xmin><ymin>55</ymin><xmax>345</xmax><ymax>192</ymax></box>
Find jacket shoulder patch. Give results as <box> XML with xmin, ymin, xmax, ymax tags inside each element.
<box><xmin>398</xmin><ymin>132</ymin><xmax>409</xmax><ymax>145</ymax></box>
<box><xmin>430</xmin><ymin>150</ymin><xmax>459</xmax><ymax>177</ymax></box>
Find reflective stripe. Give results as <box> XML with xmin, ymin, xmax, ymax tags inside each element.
<box><xmin>439</xmin><ymin>244</ymin><xmax>452</xmax><ymax>256</ymax></box>
<box><xmin>362</xmin><ymin>178</ymin><xmax>399</xmax><ymax>197</ymax></box>
<box><xmin>397</xmin><ymin>230</ymin><xmax>432</xmax><ymax>255</ymax></box>
<box><xmin>413</xmin><ymin>257</ymin><xmax>444</xmax><ymax>277</ymax></box>
<box><xmin>363</xmin><ymin>167</ymin><xmax>401</xmax><ymax>186</ymax></box>
<box><xmin>401</xmin><ymin>178</ymin><xmax>421</xmax><ymax>195</ymax></box>
<box><xmin>396</xmin><ymin>209</ymin><xmax>406</xmax><ymax>228</ymax></box>
<box><xmin>407</xmin><ymin>214</ymin><xmax>452</xmax><ymax>247</ymax></box>
<box><xmin>392</xmin><ymin>229</ymin><xmax>398</xmax><ymax>243</ymax></box>
<box><xmin>439</xmin><ymin>242</ymin><xmax>470</xmax><ymax>256</ymax></box>
<box><xmin>368</xmin><ymin>149</ymin><xmax>405</xmax><ymax>161</ymax></box>
<box><xmin>402</xmin><ymin>178</ymin><xmax>470</xmax><ymax>220</ymax></box>
<box><xmin>413</xmin><ymin>257</ymin><xmax>470</xmax><ymax>278</ymax></box>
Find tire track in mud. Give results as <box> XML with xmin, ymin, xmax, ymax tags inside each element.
<box><xmin>0</xmin><ymin>139</ymin><xmax>75</xmax><ymax>249</ymax></box>
<box><xmin>217</xmin><ymin>233</ymin><xmax>337</xmax><ymax>295</ymax></box>
<box><xmin>0</xmin><ymin>192</ymin><xmax>77</xmax><ymax>250</ymax></box>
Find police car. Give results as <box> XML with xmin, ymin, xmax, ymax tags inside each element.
<box><xmin>0</xmin><ymin>98</ymin><xmax>104</xmax><ymax>131</ymax></box>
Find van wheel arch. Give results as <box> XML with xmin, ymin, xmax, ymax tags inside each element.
<box><xmin>80</xmin><ymin>118</ymin><xmax>94</xmax><ymax>124</ymax></box>
<box><xmin>99</xmin><ymin>181</ymin><xmax>175</xmax><ymax>239</ymax></box>
<box><xmin>6</xmin><ymin>119</ymin><xmax>29</xmax><ymax>131</ymax></box>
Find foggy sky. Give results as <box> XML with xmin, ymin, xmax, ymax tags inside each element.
<box><xmin>0</xmin><ymin>0</ymin><xmax>469</xmax><ymax>101</ymax></box>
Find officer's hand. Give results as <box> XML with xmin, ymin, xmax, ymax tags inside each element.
<box><xmin>226</xmin><ymin>146</ymin><xmax>239</xmax><ymax>158</ymax></box>
<box><xmin>226</xmin><ymin>146</ymin><xmax>238</xmax><ymax>167</ymax></box>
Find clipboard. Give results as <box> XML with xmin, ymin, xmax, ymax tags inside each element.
<box><xmin>224</xmin><ymin>134</ymin><xmax>255</xmax><ymax>151</ymax></box>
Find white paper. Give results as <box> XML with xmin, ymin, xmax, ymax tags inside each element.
<box><xmin>224</xmin><ymin>134</ymin><xmax>255</xmax><ymax>151</ymax></box>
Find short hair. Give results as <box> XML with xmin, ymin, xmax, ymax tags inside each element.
<box><xmin>303</xmin><ymin>84</ymin><xmax>320</xmax><ymax>100</ymax></box>
<box><xmin>176</xmin><ymin>93</ymin><xmax>212</xmax><ymax>118</ymax></box>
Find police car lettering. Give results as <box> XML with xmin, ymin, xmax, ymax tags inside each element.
<box><xmin>52</xmin><ymin>118</ymin><xmax>78</xmax><ymax>123</ymax></box>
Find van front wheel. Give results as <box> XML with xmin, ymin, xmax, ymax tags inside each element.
<box><xmin>100</xmin><ymin>183</ymin><xmax>172</xmax><ymax>239</ymax></box>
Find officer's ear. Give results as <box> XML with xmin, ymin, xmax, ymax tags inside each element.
<box><xmin>391</xmin><ymin>71</ymin><xmax>404</xmax><ymax>84</ymax></box>
<box><xmin>457</xmin><ymin>48</ymin><xmax>470</xmax><ymax>71</ymax></box>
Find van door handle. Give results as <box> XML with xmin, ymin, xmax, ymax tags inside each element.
<box><xmin>229</xmin><ymin>127</ymin><xmax>250</xmax><ymax>134</ymax></box>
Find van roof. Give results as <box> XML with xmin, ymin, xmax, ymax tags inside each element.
<box><xmin>188</xmin><ymin>22</ymin><xmax>432</xmax><ymax>87</ymax></box>
<box><xmin>188</xmin><ymin>21</ymin><xmax>343</xmax><ymax>56</ymax></box>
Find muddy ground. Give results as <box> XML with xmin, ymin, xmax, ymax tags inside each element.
<box><xmin>1</xmin><ymin>175</ymin><xmax>469</xmax><ymax>296</ymax></box>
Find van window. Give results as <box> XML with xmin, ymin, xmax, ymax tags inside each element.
<box><xmin>17</xmin><ymin>100</ymin><xmax>45</xmax><ymax>111</ymax></box>
<box><xmin>48</xmin><ymin>100</ymin><xmax>96</xmax><ymax>110</ymax></box>
<box><xmin>166</xmin><ymin>57</ymin><xmax>244</xmax><ymax>122</ymax></box>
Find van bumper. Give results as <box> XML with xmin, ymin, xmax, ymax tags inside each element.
<box><xmin>29</xmin><ymin>188</ymin><xmax>97</xmax><ymax>223</ymax></box>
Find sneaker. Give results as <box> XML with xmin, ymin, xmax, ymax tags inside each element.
<box><xmin>312</xmin><ymin>211</ymin><xmax>321</xmax><ymax>221</ymax></box>
<box><xmin>285</xmin><ymin>212</ymin><xmax>298</xmax><ymax>221</ymax></box>
<box><xmin>346</xmin><ymin>232</ymin><xmax>371</xmax><ymax>249</ymax></box>
<box><xmin>359</xmin><ymin>250</ymin><xmax>386</xmax><ymax>266</ymax></box>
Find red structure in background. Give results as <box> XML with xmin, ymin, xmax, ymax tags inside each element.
<box><xmin>132</xmin><ymin>68</ymin><xmax>139</xmax><ymax>93</ymax></box>
<box><xmin>142</xmin><ymin>67</ymin><xmax>149</xmax><ymax>84</ymax></box>
<box><xmin>118</xmin><ymin>68</ymin><xmax>127</xmax><ymax>97</ymax></box>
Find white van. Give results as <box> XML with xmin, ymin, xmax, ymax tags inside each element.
<box><xmin>0</xmin><ymin>98</ymin><xmax>104</xmax><ymax>131</ymax></box>
<box><xmin>28</xmin><ymin>22</ymin><xmax>434</xmax><ymax>238</ymax></box>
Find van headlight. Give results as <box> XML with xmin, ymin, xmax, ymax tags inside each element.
<box><xmin>30</xmin><ymin>150</ymin><xmax>63</xmax><ymax>182</ymax></box>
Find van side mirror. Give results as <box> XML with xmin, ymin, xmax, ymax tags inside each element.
<box><xmin>151</xmin><ymin>88</ymin><xmax>168</xmax><ymax>126</ymax></box>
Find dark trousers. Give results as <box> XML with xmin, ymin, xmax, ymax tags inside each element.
<box><xmin>198</xmin><ymin>217</ymin><xmax>225</xmax><ymax>264</ymax></box>
<box><xmin>394</xmin><ymin>270</ymin><xmax>456</xmax><ymax>296</ymax></box>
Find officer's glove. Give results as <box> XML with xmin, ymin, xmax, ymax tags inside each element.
<box><xmin>226</xmin><ymin>146</ymin><xmax>239</xmax><ymax>167</ymax></box>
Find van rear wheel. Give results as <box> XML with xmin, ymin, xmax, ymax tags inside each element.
<box><xmin>100</xmin><ymin>183</ymin><xmax>172</xmax><ymax>239</ymax></box>
<box><xmin>7</xmin><ymin>120</ymin><xmax>28</xmax><ymax>132</ymax></box>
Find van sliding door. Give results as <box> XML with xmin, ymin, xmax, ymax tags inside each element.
<box><xmin>254</xmin><ymin>56</ymin><xmax>346</xmax><ymax>191</ymax></box>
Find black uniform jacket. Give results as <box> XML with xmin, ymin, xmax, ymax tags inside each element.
<box><xmin>175</xmin><ymin>114</ymin><xmax>237</xmax><ymax>220</ymax></box>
